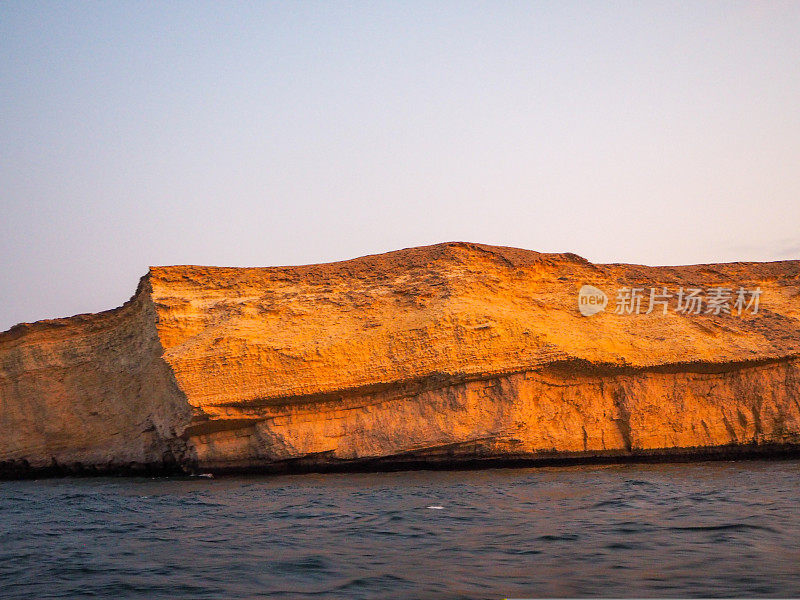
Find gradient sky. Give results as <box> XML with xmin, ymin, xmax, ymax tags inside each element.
<box><xmin>2</xmin><ymin>1</ymin><xmax>799</xmax><ymax>331</ymax></box>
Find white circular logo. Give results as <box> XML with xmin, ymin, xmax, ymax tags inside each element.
<box><xmin>578</xmin><ymin>285</ymin><xmax>608</xmax><ymax>316</ymax></box>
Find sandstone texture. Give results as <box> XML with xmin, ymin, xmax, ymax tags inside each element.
<box><xmin>1</xmin><ymin>242</ymin><xmax>799</xmax><ymax>477</ymax></box>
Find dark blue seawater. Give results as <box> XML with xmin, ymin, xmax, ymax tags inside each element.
<box><xmin>1</xmin><ymin>460</ymin><xmax>799</xmax><ymax>599</ymax></box>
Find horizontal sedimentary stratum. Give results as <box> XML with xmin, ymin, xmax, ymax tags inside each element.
<box><xmin>1</xmin><ymin>242</ymin><xmax>799</xmax><ymax>478</ymax></box>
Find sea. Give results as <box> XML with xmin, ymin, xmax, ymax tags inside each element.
<box><xmin>1</xmin><ymin>459</ymin><xmax>799</xmax><ymax>599</ymax></box>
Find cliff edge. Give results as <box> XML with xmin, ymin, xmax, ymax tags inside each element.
<box><xmin>2</xmin><ymin>242</ymin><xmax>799</xmax><ymax>477</ymax></box>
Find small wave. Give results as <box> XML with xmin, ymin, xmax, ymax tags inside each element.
<box><xmin>624</xmin><ymin>479</ymin><xmax>656</xmax><ymax>487</ymax></box>
<box><xmin>591</xmin><ymin>498</ymin><xmax>628</xmax><ymax>509</ymax></box>
<box><xmin>667</xmin><ymin>523</ymin><xmax>778</xmax><ymax>534</ymax></box>
<box><xmin>537</xmin><ymin>533</ymin><xmax>580</xmax><ymax>542</ymax></box>
<box><xmin>605</xmin><ymin>542</ymin><xmax>639</xmax><ymax>550</ymax></box>
<box><xmin>329</xmin><ymin>573</ymin><xmax>410</xmax><ymax>593</ymax></box>
<box><xmin>272</xmin><ymin>555</ymin><xmax>330</xmax><ymax>574</ymax></box>
<box><xmin>505</xmin><ymin>548</ymin><xmax>542</xmax><ymax>555</ymax></box>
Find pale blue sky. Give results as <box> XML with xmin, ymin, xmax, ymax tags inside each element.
<box><xmin>2</xmin><ymin>1</ymin><xmax>799</xmax><ymax>330</ymax></box>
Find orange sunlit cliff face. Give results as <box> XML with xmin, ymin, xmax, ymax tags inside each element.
<box><xmin>1</xmin><ymin>242</ymin><xmax>799</xmax><ymax>477</ymax></box>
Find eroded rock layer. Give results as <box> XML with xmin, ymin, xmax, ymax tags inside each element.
<box><xmin>1</xmin><ymin>242</ymin><xmax>799</xmax><ymax>477</ymax></box>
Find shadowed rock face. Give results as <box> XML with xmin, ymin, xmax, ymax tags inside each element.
<box><xmin>1</xmin><ymin>242</ymin><xmax>799</xmax><ymax>477</ymax></box>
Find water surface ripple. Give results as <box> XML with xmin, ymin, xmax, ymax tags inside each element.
<box><xmin>2</xmin><ymin>460</ymin><xmax>799</xmax><ymax>598</ymax></box>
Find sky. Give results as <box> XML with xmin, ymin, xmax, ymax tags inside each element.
<box><xmin>1</xmin><ymin>1</ymin><xmax>799</xmax><ymax>331</ymax></box>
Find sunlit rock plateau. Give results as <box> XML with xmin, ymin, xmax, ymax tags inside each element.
<box><xmin>2</xmin><ymin>242</ymin><xmax>799</xmax><ymax>478</ymax></box>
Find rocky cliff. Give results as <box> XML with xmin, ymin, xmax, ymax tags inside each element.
<box><xmin>2</xmin><ymin>242</ymin><xmax>799</xmax><ymax>477</ymax></box>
